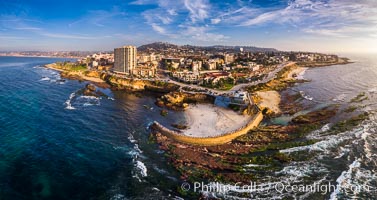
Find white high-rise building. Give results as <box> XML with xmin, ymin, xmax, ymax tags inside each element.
<box><xmin>114</xmin><ymin>45</ymin><xmax>137</xmax><ymax>74</ymax></box>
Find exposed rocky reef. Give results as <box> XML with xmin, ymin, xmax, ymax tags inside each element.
<box><xmin>77</xmin><ymin>83</ymin><xmax>107</xmax><ymax>98</ymax></box>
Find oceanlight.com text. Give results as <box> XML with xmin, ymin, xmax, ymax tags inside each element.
<box><xmin>181</xmin><ymin>181</ymin><xmax>373</xmax><ymax>195</ymax></box>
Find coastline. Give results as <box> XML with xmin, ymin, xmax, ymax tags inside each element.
<box><xmin>0</xmin><ymin>55</ymin><xmax>79</xmax><ymax>59</ymax></box>
<box><xmin>150</xmin><ymin>59</ymin><xmax>369</xmax><ymax>197</ymax></box>
<box><xmin>297</xmin><ymin>57</ymin><xmax>353</xmax><ymax>68</ymax></box>
<box><xmin>39</xmin><ymin>58</ymin><xmax>369</xmax><ymax>199</ymax></box>
<box><xmin>44</xmin><ymin>63</ymin><xmax>105</xmax><ymax>83</ymax></box>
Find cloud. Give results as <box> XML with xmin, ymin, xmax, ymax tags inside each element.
<box><xmin>184</xmin><ymin>0</ymin><xmax>210</xmax><ymax>23</ymax></box>
<box><xmin>135</xmin><ymin>0</ymin><xmax>227</xmax><ymax>43</ymax></box>
<box><xmin>151</xmin><ymin>23</ymin><xmax>167</xmax><ymax>35</ymax></box>
<box><xmin>14</xmin><ymin>26</ymin><xmax>42</xmax><ymax>31</ymax></box>
<box><xmin>183</xmin><ymin>26</ymin><xmax>228</xmax><ymax>42</ymax></box>
<box><xmin>211</xmin><ymin>18</ymin><xmax>221</xmax><ymax>24</ymax></box>
<box><xmin>214</xmin><ymin>0</ymin><xmax>377</xmax><ymax>39</ymax></box>
<box><xmin>303</xmin><ymin>29</ymin><xmax>347</xmax><ymax>37</ymax></box>
<box><xmin>167</xmin><ymin>9</ymin><xmax>178</xmax><ymax>16</ymax></box>
<box><xmin>129</xmin><ymin>0</ymin><xmax>155</xmax><ymax>5</ymax></box>
<box><xmin>0</xmin><ymin>15</ymin><xmax>44</xmax><ymax>32</ymax></box>
<box><xmin>0</xmin><ymin>35</ymin><xmax>28</xmax><ymax>40</ymax></box>
<box><xmin>68</xmin><ymin>8</ymin><xmax>126</xmax><ymax>28</ymax></box>
<box><xmin>240</xmin><ymin>11</ymin><xmax>281</xmax><ymax>26</ymax></box>
<box><xmin>39</xmin><ymin>32</ymin><xmax>98</xmax><ymax>40</ymax></box>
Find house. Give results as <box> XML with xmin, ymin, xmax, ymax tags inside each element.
<box><xmin>192</xmin><ymin>61</ymin><xmax>202</xmax><ymax>72</ymax></box>
<box><xmin>203</xmin><ymin>72</ymin><xmax>231</xmax><ymax>84</ymax></box>
<box><xmin>172</xmin><ymin>71</ymin><xmax>200</xmax><ymax>83</ymax></box>
<box><xmin>233</xmin><ymin>91</ymin><xmax>248</xmax><ymax>103</ymax></box>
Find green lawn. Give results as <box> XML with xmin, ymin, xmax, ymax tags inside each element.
<box><xmin>56</xmin><ymin>62</ymin><xmax>87</xmax><ymax>72</ymax></box>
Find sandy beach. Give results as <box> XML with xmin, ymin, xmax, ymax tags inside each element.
<box><xmin>255</xmin><ymin>91</ymin><xmax>281</xmax><ymax>114</ymax></box>
<box><xmin>182</xmin><ymin>104</ymin><xmax>252</xmax><ymax>137</ymax></box>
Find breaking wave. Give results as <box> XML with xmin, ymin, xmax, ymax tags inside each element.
<box><xmin>128</xmin><ymin>133</ymin><xmax>148</xmax><ymax>181</ymax></box>
<box><xmin>299</xmin><ymin>91</ymin><xmax>314</xmax><ymax>101</ymax></box>
<box><xmin>64</xmin><ymin>92</ymin><xmax>76</xmax><ymax>110</ymax></box>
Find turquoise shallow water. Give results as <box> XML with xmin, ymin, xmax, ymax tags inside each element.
<box><xmin>0</xmin><ymin>56</ymin><xmax>184</xmax><ymax>199</ymax></box>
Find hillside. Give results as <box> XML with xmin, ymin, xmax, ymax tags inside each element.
<box><xmin>138</xmin><ymin>42</ymin><xmax>278</xmax><ymax>53</ymax></box>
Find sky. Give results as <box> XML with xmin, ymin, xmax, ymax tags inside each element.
<box><xmin>0</xmin><ymin>0</ymin><xmax>376</xmax><ymax>53</ymax></box>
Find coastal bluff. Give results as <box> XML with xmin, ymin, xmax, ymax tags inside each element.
<box><xmin>151</xmin><ymin>111</ymin><xmax>263</xmax><ymax>146</ymax></box>
<box><xmin>100</xmin><ymin>73</ymin><xmax>179</xmax><ymax>92</ymax></box>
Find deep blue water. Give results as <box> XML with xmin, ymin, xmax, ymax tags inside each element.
<box><xmin>0</xmin><ymin>56</ymin><xmax>185</xmax><ymax>199</ymax></box>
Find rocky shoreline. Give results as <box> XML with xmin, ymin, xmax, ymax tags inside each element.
<box><xmin>148</xmin><ymin>60</ymin><xmax>371</xmax><ymax>198</ymax></box>
<box><xmin>155</xmin><ymin>91</ymin><xmax>215</xmax><ymax>111</ymax></box>
<box><xmin>44</xmin><ymin>60</ymin><xmax>368</xmax><ymax>199</ymax></box>
<box><xmin>297</xmin><ymin>57</ymin><xmax>352</xmax><ymax>68</ymax></box>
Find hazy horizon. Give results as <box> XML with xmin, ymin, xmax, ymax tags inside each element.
<box><xmin>1</xmin><ymin>0</ymin><xmax>376</xmax><ymax>53</ymax></box>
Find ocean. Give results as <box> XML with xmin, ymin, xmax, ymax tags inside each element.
<box><xmin>0</xmin><ymin>56</ymin><xmax>185</xmax><ymax>199</ymax></box>
<box><xmin>0</xmin><ymin>54</ymin><xmax>377</xmax><ymax>199</ymax></box>
<box><xmin>251</xmin><ymin>53</ymin><xmax>377</xmax><ymax>199</ymax></box>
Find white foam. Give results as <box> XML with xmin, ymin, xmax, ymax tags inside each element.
<box><xmin>299</xmin><ymin>91</ymin><xmax>313</xmax><ymax>101</ymax></box>
<box><xmin>321</xmin><ymin>123</ymin><xmax>331</xmax><ymax>132</ymax></box>
<box><xmin>332</xmin><ymin>94</ymin><xmax>346</xmax><ymax>102</ymax></box>
<box><xmin>296</xmin><ymin>68</ymin><xmax>307</xmax><ymax>80</ymax></box>
<box><xmin>281</xmin><ymin>126</ymin><xmax>364</xmax><ymax>154</ymax></box>
<box><xmin>153</xmin><ymin>165</ymin><xmax>168</xmax><ymax>174</ymax></box>
<box><xmin>79</xmin><ymin>95</ymin><xmax>100</xmax><ymax>100</ymax></box>
<box><xmin>280</xmin><ymin>137</ymin><xmax>345</xmax><ymax>154</ymax></box>
<box><xmin>110</xmin><ymin>194</ymin><xmax>125</xmax><ymax>200</ymax></box>
<box><xmin>361</xmin><ymin>131</ymin><xmax>373</xmax><ymax>161</ymax></box>
<box><xmin>83</xmin><ymin>102</ymin><xmax>96</xmax><ymax>106</ymax></box>
<box><xmin>334</xmin><ymin>147</ymin><xmax>350</xmax><ymax>159</ymax></box>
<box><xmin>127</xmin><ymin>149</ymin><xmax>140</xmax><ymax>157</ymax></box>
<box><xmin>330</xmin><ymin>159</ymin><xmax>361</xmax><ymax>200</ymax></box>
<box><xmin>78</xmin><ymin>96</ymin><xmax>100</xmax><ymax>107</ymax></box>
<box><xmin>277</xmin><ymin>162</ymin><xmax>328</xmax><ymax>180</ymax></box>
<box><xmin>128</xmin><ymin>134</ymin><xmax>137</xmax><ymax>144</ymax></box>
<box><xmin>64</xmin><ymin>92</ymin><xmax>76</xmax><ymax>110</ymax></box>
<box><xmin>243</xmin><ymin>164</ymin><xmax>266</xmax><ymax>168</ymax></box>
<box><xmin>368</xmin><ymin>87</ymin><xmax>377</xmax><ymax>94</ymax></box>
<box><xmin>39</xmin><ymin>77</ymin><xmax>50</xmax><ymax>81</ymax></box>
<box><xmin>134</xmin><ymin>144</ymin><xmax>143</xmax><ymax>154</ymax></box>
<box><xmin>135</xmin><ymin>160</ymin><xmax>148</xmax><ymax>177</ymax></box>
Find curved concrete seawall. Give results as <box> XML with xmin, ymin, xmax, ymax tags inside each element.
<box><xmin>151</xmin><ymin>112</ymin><xmax>263</xmax><ymax>146</ymax></box>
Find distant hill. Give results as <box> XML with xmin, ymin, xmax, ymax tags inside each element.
<box><xmin>137</xmin><ymin>42</ymin><xmax>179</xmax><ymax>51</ymax></box>
<box><xmin>138</xmin><ymin>42</ymin><xmax>278</xmax><ymax>53</ymax></box>
<box><xmin>209</xmin><ymin>45</ymin><xmax>278</xmax><ymax>52</ymax></box>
